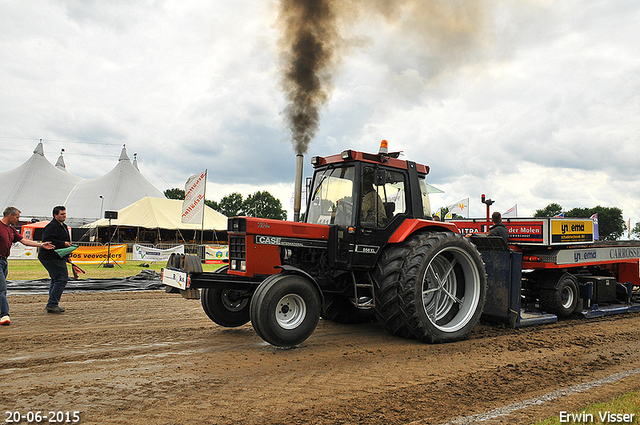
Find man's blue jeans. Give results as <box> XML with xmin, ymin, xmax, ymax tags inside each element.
<box><xmin>40</xmin><ymin>259</ymin><xmax>69</xmax><ymax>307</ymax></box>
<box><xmin>0</xmin><ymin>258</ymin><xmax>9</xmax><ymax>316</ymax></box>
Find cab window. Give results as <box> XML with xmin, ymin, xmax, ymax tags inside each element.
<box><xmin>360</xmin><ymin>167</ymin><xmax>407</xmax><ymax>228</ymax></box>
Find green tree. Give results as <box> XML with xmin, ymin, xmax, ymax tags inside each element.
<box><xmin>243</xmin><ymin>191</ymin><xmax>287</xmax><ymax>220</ymax></box>
<box><xmin>214</xmin><ymin>192</ymin><xmax>245</xmax><ymax>217</ymax></box>
<box><xmin>204</xmin><ymin>199</ymin><xmax>218</xmax><ymax>211</ymax></box>
<box><xmin>565</xmin><ymin>206</ymin><xmax>625</xmax><ymax>241</ymax></box>
<box><xmin>164</xmin><ymin>188</ymin><xmax>185</xmax><ymax>200</ymax></box>
<box><xmin>631</xmin><ymin>222</ymin><xmax>640</xmax><ymax>240</ymax></box>
<box><xmin>534</xmin><ymin>203</ymin><xmax>563</xmax><ymax>218</ymax></box>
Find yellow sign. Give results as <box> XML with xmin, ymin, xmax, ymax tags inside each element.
<box><xmin>551</xmin><ymin>219</ymin><xmax>594</xmax><ymax>244</ymax></box>
<box><xmin>70</xmin><ymin>245</ymin><xmax>127</xmax><ymax>264</ymax></box>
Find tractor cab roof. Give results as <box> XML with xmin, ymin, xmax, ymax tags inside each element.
<box><xmin>310</xmin><ymin>142</ymin><xmax>430</xmax><ymax>176</ymax></box>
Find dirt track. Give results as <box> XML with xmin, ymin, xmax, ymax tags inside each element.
<box><xmin>2</xmin><ymin>290</ymin><xmax>639</xmax><ymax>425</ymax></box>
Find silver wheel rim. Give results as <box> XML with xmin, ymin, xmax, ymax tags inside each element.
<box><xmin>222</xmin><ymin>290</ymin><xmax>248</xmax><ymax>312</ymax></box>
<box><xmin>275</xmin><ymin>294</ymin><xmax>306</xmax><ymax>329</ymax></box>
<box><xmin>421</xmin><ymin>246</ymin><xmax>481</xmax><ymax>333</ymax></box>
<box><xmin>561</xmin><ymin>286</ymin><xmax>575</xmax><ymax>309</ymax></box>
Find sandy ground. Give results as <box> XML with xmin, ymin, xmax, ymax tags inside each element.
<box><xmin>1</xmin><ymin>290</ymin><xmax>639</xmax><ymax>425</ymax></box>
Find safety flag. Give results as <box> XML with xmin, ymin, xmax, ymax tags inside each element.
<box><xmin>181</xmin><ymin>170</ymin><xmax>207</xmax><ymax>224</ymax></box>
<box><xmin>591</xmin><ymin>213</ymin><xmax>599</xmax><ymax>241</ymax></box>
<box><xmin>503</xmin><ymin>204</ymin><xmax>517</xmax><ymax>217</ymax></box>
<box><xmin>446</xmin><ymin>198</ymin><xmax>469</xmax><ymax>219</ymax></box>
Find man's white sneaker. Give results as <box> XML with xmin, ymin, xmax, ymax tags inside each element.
<box><xmin>0</xmin><ymin>315</ymin><xmax>10</xmax><ymax>325</ymax></box>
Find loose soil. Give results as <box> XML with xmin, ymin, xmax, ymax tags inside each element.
<box><xmin>2</xmin><ymin>291</ymin><xmax>639</xmax><ymax>425</ymax></box>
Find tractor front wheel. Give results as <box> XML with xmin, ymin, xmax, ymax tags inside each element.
<box><xmin>250</xmin><ymin>274</ymin><xmax>321</xmax><ymax>347</ymax></box>
<box><xmin>201</xmin><ymin>266</ymin><xmax>251</xmax><ymax>327</ymax></box>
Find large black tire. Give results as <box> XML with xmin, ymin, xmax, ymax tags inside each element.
<box><xmin>540</xmin><ymin>273</ymin><xmax>579</xmax><ymax>317</ymax></box>
<box><xmin>201</xmin><ymin>266</ymin><xmax>251</xmax><ymax>327</ymax></box>
<box><xmin>374</xmin><ymin>232</ymin><xmax>486</xmax><ymax>343</ymax></box>
<box><xmin>321</xmin><ymin>294</ymin><xmax>376</xmax><ymax>324</ymax></box>
<box><xmin>250</xmin><ymin>273</ymin><xmax>321</xmax><ymax>347</ymax></box>
<box><xmin>373</xmin><ymin>241</ymin><xmax>415</xmax><ymax>338</ymax></box>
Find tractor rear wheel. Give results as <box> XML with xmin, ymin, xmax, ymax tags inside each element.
<box><xmin>250</xmin><ymin>273</ymin><xmax>321</xmax><ymax>347</ymax></box>
<box><xmin>373</xmin><ymin>242</ymin><xmax>415</xmax><ymax>338</ymax></box>
<box><xmin>201</xmin><ymin>266</ymin><xmax>251</xmax><ymax>327</ymax></box>
<box><xmin>375</xmin><ymin>232</ymin><xmax>486</xmax><ymax>343</ymax></box>
<box><xmin>321</xmin><ymin>294</ymin><xmax>376</xmax><ymax>324</ymax></box>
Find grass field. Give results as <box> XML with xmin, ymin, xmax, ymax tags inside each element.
<box><xmin>6</xmin><ymin>259</ymin><xmax>222</xmax><ymax>281</ymax></box>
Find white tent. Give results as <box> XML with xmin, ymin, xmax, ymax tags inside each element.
<box><xmin>64</xmin><ymin>146</ymin><xmax>164</xmax><ymax>225</ymax></box>
<box><xmin>83</xmin><ymin>197</ymin><xmax>227</xmax><ymax>231</ymax></box>
<box><xmin>0</xmin><ymin>141</ymin><xmax>167</xmax><ymax>226</ymax></box>
<box><xmin>0</xmin><ymin>141</ymin><xmax>83</xmax><ymax>220</ymax></box>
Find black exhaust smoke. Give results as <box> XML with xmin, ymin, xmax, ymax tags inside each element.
<box><xmin>279</xmin><ymin>0</ymin><xmax>338</xmax><ymax>157</ymax></box>
<box><xmin>278</xmin><ymin>0</ymin><xmax>491</xmax><ymax>221</ymax></box>
<box><xmin>279</xmin><ymin>0</ymin><xmax>339</xmax><ymax>221</ymax></box>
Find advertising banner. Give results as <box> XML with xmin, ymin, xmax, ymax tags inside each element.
<box><xmin>132</xmin><ymin>244</ymin><xmax>185</xmax><ymax>262</ymax></box>
<box><xmin>69</xmin><ymin>244</ymin><xmax>127</xmax><ymax>265</ymax></box>
<box><xmin>8</xmin><ymin>243</ymin><xmax>38</xmax><ymax>260</ymax></box>
<box><xmin>205</xmin><ymin>245</ymin><xmax>229</xmax><ymax>264</ymax></box>
<box><xmin>449</xmin><ymin>220</ymin><xmax>545</xmax><ymax>244</ymax></box>
<box><xmin>550</xmin><ymin>219</ymin><xmax>594</xmax><ymax>244</ymax></box>
<box><xmin>181</xmin><ymin>170</ymin><xmax>207</xmax><ymax>224</ymax></box>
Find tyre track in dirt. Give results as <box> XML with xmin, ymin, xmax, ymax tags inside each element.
<box><xmin>1</xmin><ymin>291</ymin><xmax>639</xmax><ymax>425</ymax></box>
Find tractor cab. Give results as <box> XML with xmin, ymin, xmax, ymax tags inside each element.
<box><xmin>305</xmin><ymin>141</ymin><xmax>434</xmax><ymax>270</ymax></box>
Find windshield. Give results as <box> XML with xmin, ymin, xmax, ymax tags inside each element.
<box><xmin>306</xmin><ymin>166</ymin><xmax>355</xmax><ymax>226</ymax></box>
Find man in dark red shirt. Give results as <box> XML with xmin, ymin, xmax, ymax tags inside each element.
<box><xmin>1</xmin><ymin>207</ymin><xmax>54</xmax><ymax>325</ymax></box>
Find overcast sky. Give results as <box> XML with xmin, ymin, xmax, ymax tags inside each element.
<box><xmin>1</xmin><ymin>0</ymin><xmax>638</xmax><ymax>229</ymax></box>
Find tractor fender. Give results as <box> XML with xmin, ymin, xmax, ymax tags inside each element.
<box><xmin>274</xmin><ymin>265</ymin><xmax>325</xmax><ymax>305</ymax></box>
<box><xmin>387</xmin><ymin>219</ymin><xmax>459</xmax><ymax>244</ymax></box>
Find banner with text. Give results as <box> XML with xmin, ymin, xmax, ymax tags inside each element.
<box><xmin>205</xmin><ymin>245</ymin><xmax>229</xmax><ymax>264</ymax></box>
<box><xmin>8</xmin><ymin>243</ymin><xmax>38</xmax><ymax>260</ymax></box>
<box><xmin>132</xmin><ymin>244</ymin><xmax>185</xmax><ymax>262</ymax></box>
<box><xmin>181</xmin><ymin>170</ymin><xmax>207</xmax><ymax>224</ymax></box>
<box><xmin>69</xmin><ymin>245</ymin><xmax>127</xmax><ymax>265</ymax></box>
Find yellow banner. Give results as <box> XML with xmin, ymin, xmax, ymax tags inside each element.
<box><xmin>551</xmin><ymin>219</ymin><xmax>594</xmax><ymax>244</ymax></box>
<box><xmin>70</xmin><ymin>245</ymin><xmax>127</xmax><ymax>264</ymax></box>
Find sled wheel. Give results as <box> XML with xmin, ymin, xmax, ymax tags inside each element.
<box><xmin>540</xmin><ymin>273</ymin><xmax>579</xmax><ymax>317</ymax></box>
<box><xmin>250</xmin><ymin>274</ymin><xmax>321</xmax><ymax>347</ymax></box>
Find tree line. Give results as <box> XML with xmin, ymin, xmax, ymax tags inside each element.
<box><xmin>164</xmin><ymin>188</ymin><xmax>287</xmax><ymax>220</ymax></box>
<box><xmin>533</xmin><ymin>203</ymin><xmax>631</xmax><ymax>241</ymax></box>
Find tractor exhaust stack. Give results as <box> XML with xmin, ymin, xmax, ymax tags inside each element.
<box><xmin>293</xmin><ymin>154</ymin><xmax>304</xmax><ymax>222</ymax></box>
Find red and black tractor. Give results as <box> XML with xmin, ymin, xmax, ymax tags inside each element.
<box><xmin>164</xmin><ymin>141</ymin><xmax>487</xmax><ymax>347</ymax></box>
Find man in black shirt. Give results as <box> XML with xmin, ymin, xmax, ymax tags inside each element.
<box><xmin>488</xmin><ymin>211</ymin><xmax>509</xmax><ymax>244</ymax></box>
<box><xmin>38</xmin><ymin>206</ymin><xmax>72</xmax><ymax>314</ymax></box>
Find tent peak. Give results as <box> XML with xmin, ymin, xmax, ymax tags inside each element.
<box><xmin>119</xmin><ymin>145</ymin><xmax>130</xmax><ymax>162</ymax></box>
<box><xmin>55</xmin><ymin>149</ymin><xmax>67</xmax><ymax>171</ymax></box>
<box><xmin>34</xmin><ymin>139</ymin><xmax>44</xmax><ymax>156</ymax></box>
